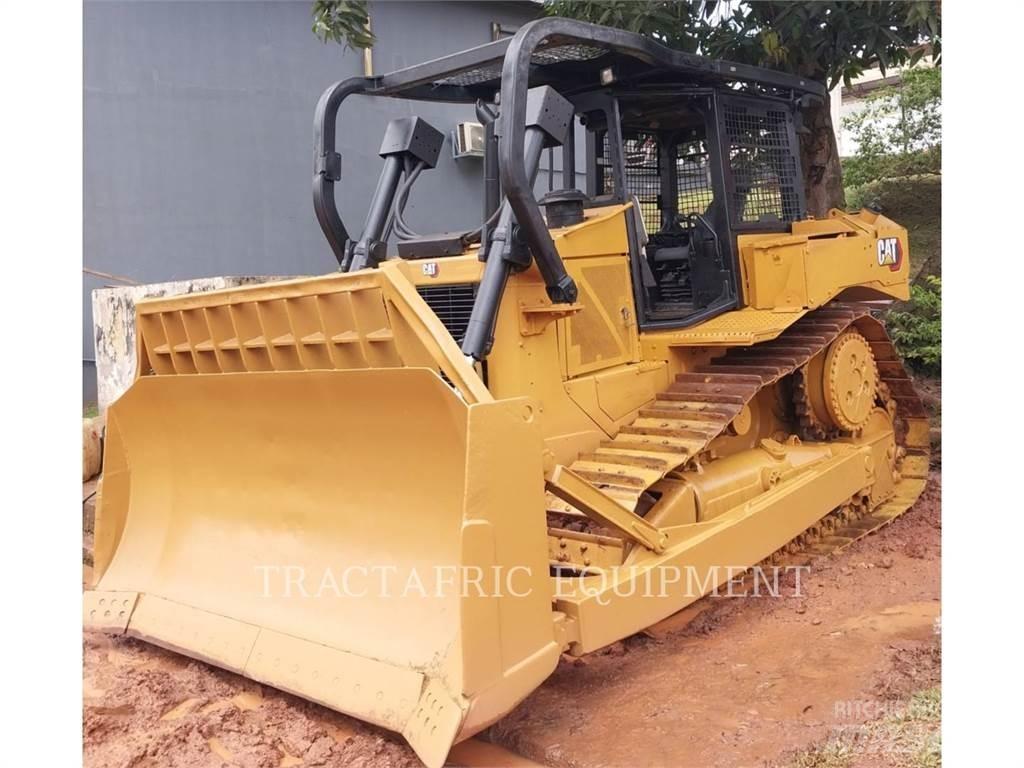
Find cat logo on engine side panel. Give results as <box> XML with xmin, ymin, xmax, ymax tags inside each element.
<box><xmin>876</xmin><ymin>237</ymin><xmax>902</xmax><ymax>271</ymax></box>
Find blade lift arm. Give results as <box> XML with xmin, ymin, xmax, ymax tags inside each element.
<box><xmin>346</xmin><ymin>117</ymin><xmax>445</xmax><ymax>272</ymax></box>
<box><xmin>461</xmin><ymin>85</ymin><xmax>576</xmax><ymax>361</ymax></box>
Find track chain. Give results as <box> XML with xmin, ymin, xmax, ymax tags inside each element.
<box><xmin>550</xmin><ymin>303</ymin><xmax>931</xmax><ymax>558</ymax></box>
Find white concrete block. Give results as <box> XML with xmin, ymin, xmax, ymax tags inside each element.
<box><xmin>91</xmin><ymin>277</ymin><xmax>290</xmax><ymax>410</ymax></box>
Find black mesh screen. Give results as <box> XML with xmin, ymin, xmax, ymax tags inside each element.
<box><xmin>723</xmin><ymin>102</ymin><xmax>802</xmax><ymax>223</ymax></box>
<box><xmin>602</xmin><ymin>132</ymin><xmax>661</xmax><ymax>232</ymax></box>
<box><xmin>435</xmin><ymin>43</ymin><xmax>606</xmax><ymax>87</ymax></box>
<box><xmin>597</xmin><ymin>132</ymin><xmax>613</xmax><ymax>195</ymax></box>
<box><xmin>676</xmin><ymin>138</ymin><xmax>714</xmax><ymax>218</ymax></box>
<box><xmin>600</xmin><ymin>132</ymin><xmax>716</xmax><ymax>232</ymax></box>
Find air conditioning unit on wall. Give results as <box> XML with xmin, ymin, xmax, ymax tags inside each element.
<box><xmin>451</xmin><ymin>122</ymin><xmax>484</xmax><ymax>159</ymax></box>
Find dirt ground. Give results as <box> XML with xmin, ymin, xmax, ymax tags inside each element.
<box><xmin>490</xmin><ymin>472</ymin><xmax>941</xmax><ymax>768</ymax></box>
<box><xmin>82</xmin><ymin>463</ymin><xmax>940</xmax><ymax>768</ymax></box>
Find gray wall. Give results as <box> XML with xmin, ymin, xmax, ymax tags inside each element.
<box><xmin>83</xmin><ymin>0</ymin><xmax>539</xmax><ymax>403</ymax></box>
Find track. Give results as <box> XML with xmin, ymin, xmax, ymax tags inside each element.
<box><xmin>549</xmin><ymin>303</ymin><xmax>931</xmax><ymax>548</ymax></box>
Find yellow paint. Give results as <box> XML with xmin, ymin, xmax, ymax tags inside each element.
<box><xmin>85</xmin><ymin>197</ymin><xmax>926</xmax><ymax>768</ymax></box>
<box><xmin>737</xmin><ymin>208</ymin><xmax>911</xmax><ymax>315</ymax></box>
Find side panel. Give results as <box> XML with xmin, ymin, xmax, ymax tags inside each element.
<box><xmin>561</xmin><ymin>254</ymin><xmax>638</xmax><ymax>376</ymax></box>
<box><xmin>736</xmin><ymin>209</ymin><xmax>911</xmax><ymax>312</ymax></box>
<box><xmin>553</xmin><ymin>205</ymin><xmax>639</xmax><ymax>378</ymax></box>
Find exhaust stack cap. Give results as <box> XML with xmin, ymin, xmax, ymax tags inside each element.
<box><xmin>542</xmin><ymin>188</ymin><xmax>587</xmax><ymax>229</ymax></box>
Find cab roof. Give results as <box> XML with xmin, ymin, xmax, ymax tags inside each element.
<box><xmin>367</xmin><ymin>18</ymin><xmax>825</xmax><ymax>103</ymax></box>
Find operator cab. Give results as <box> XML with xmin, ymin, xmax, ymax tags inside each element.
<box><xmin>313</xmin><ymin>18</ymin><xmax>821</xmax><ymax>357</ymax></box>
<box><xmin>576</xmin><ymin>89</ymin><xmax>806</xmax><ymax>329</ymax></box>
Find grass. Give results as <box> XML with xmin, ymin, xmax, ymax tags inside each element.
<box><xmin>789</xmin><ymin>739</ymin><xmax>854</xmax><ymax>768</ymax></box>
<box><xmin>883</xmin><ymin>687</ymin><xmax>942</xmax><ymax>768</ymax></box>
<box><xmin>784</xmin><ymin>686</ymin><xmax>941</xmax><ymax>768</ymax></box>
<box><xmin>83</xmin><ymin>403</ymin><xmax>99</xmax><ymax>419</ymax></box>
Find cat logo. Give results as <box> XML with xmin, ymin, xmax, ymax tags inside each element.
<box><xmin>421</xmin><ymin>262</ymin><xmax>439</xmax><ymax>278</ymax></box>
<box><xmin>876</xmin><ymin>237</ymin><xmax>902</xmax><ymax>271</ymax></box>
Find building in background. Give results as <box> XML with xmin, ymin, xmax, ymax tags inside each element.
<box><xmin>83</xmin><ymin>0</ymin><xmax>541</xmax><ymax>404</ymax></box>
<box><xmin>829</xmin><ymin>51</ymin><xmax>937</xmax><ymax>158</ymax></box>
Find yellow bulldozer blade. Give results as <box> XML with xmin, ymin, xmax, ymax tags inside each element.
<box><xmin>86</xmin><ymin>366</ymin><xmax>561</xmax><ymax>767</ymax></box>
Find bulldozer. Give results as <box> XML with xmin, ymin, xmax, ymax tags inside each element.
<box><xmin>84</xmin><ymin>19</ymin><xmax>929</xmax><ymax>767</ymax></box>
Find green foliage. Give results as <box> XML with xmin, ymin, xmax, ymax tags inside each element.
<box><xmin>312</xmin><ymin>0</ymin><xmax>374</xmax><ymax>50</ymax></box>
<box><xmin>842</xmin><ymin>66</ymin><xmax>941</xmax><ymax>187</ymax></box>
<box><xmin>546</xmin><ymin>1</ymin><xmax>701</xmax><ymax>52</ymax></box>
<box><xmin>843</xmin><ymin>146</ymin><xmax>940</xmax><ymax>189</ymax></box>
<box><xmin>699</xmin><ymin>2</ymin><xmax>940</xmax><ymax>89</ymax></box>
<box><xmin>546</xmin><ymin>2</ymin><xmax>941</xmax><ymax>89</ymax></box>
<box><xmin>886</xmin><ymin>276</ymin><xmax>941</xmax><ymax>375</ymax></box>
<box><xmin>845</xmin><ymin>175</ymin><xmax>939</xmax><ymax>223</ymax></box>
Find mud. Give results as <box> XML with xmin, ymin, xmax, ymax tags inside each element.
<box><xmin>82</xmin><ymin>636</ymin><xmax>420</xmax><ymax>768</ymax></box>
<box><xmin>83</xmin><ymin>472</ymin><xmax>940</xmax><ymax>768</ymax></box>
<box><xmin>490</xmin><ymin>472</ymin><xmax>942</xmax><ymax>768</ymax></box>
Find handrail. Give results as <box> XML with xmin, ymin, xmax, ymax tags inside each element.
<box><xmin>312</xmin><ymin>77</ymin><xmax>374</xmax><ymax>265</ymax></box>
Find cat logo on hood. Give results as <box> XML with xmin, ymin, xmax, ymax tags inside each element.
<box><xmin>876</xmin><ymin>237</ymin><xmax>903</xmax><ymax>271</ymax></box>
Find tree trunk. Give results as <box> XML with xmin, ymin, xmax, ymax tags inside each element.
<box><xmin>799</xmin><ymin>91</ymin><xmax>846</xmax><ymax>218</ymax></box>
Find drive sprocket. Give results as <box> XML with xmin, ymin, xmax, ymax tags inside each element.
<box><xmin>795</xmin><ymin>329</ymin><xmax>878</xmax><ymax>438</ymax></box>
<box><xmin>823</xmin><ymin>330</ymin><xmax>878</xmax><ymax>432</ymax></box>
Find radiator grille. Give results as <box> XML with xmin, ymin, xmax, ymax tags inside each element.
<box><xmin>417</xmin><ymin>284</ymin><xmax>478</xmax><ymax>342</ymax></box>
